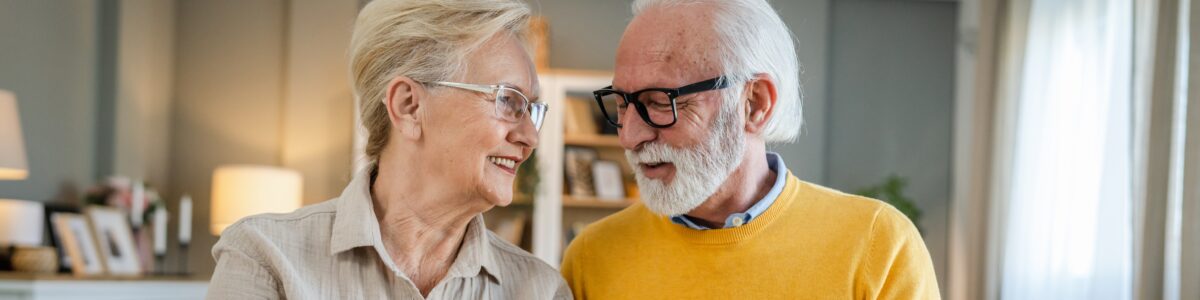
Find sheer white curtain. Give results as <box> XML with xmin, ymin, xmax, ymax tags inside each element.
<box><xmin>998</xmin><ymin>0</ymin><xmax>1134</xmax><ymax>298</ymax></box>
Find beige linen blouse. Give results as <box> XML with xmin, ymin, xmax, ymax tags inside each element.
<box><xmin>206</xmin><ymin>167</ymin><xmax>571</xmax><ymax>299</ymax></box>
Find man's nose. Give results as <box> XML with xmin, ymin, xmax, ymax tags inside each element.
<box><xmin>617</xmin><ymin>107</ymin><xmax>656</xmax><ymax>151</ymax></box>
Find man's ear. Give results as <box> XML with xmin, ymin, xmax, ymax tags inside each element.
<box><xmin>744</xmin><ymin>73</ymin><xmax>778</xmax><ymax>133</ymax></box>
<box><xmin>384</xmin><ymin>76</ymin><xmax>425</xmax><ymax>140</ymax></box>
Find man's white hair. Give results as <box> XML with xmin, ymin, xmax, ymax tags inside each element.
<box><xmin>632</xmin><ymin>0</ymin><xmax>803</xmax><ymax>143</ymax></box>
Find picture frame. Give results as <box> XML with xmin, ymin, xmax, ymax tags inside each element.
<box><xmin>51</xmin><ymin>213</ymin><xmax>105</xmax><ymax>277</ymax></box>
<box><xmin>86</xmin><ymin>206</ymin><xmax>141</xmax><ymax>276</ymax></box>
<box><xmin>43</xmin><ymin>204</ymin><xmax>80</xmax><ymax>273</ymax></box>
<box><xmin>591</xmin><ymin>160</ymin><xmax>626</xmax><ymax>201</ymax></box>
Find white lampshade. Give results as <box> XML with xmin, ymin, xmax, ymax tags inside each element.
<box><xmin>0</xmin><ymin>89</ymin><xmax>29</xmax><ymax>180</ymax></box>
<box><xmin>0</xmin><ymin>199</ymin><xmax>44</xmax><ymax>246</ymax></box>
<box><xmin>210</xmin><ymin>165</ymin><xmax>302</xmax><ymax>235</ymax></box>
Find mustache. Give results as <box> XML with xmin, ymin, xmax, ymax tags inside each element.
<box><xmin>626</xmin><ymin>143</ymin><xmax>686</xmax><ymax>165</ymax></box>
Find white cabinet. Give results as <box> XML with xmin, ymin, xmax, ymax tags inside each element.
<box><xmin>0</xmin><ymin>274</ymin><xmax>207</xmax><ymax>300</ymax></box>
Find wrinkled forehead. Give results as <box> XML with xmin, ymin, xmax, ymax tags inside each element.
<box><xmin>613</xmin><ymin>4</ymin><xmax>723</xmax><ymax>91</ymax></box>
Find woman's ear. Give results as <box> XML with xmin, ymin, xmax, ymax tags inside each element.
<box><xmin>384</xmin><ymin>76</ymin><xmax>424</xmax><ymax>140</ymax></box>
<box><xmin>744</xmin><ymin>73</ymin><xmax>778</xmax><ymax>133</ymax></box>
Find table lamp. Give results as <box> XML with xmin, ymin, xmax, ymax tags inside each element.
<box><xmin>0</xmin><ymin>199</ymin><xmax>46</xmax><ymax>272</ymax></box>
<box><xmin>210</xmin><ymin>165</ymin><xmax>302</xmax><ymax>235</ymax></box>
<box><xmin>0</xmin><ymin>89</ymin><xmax>28</xmax><ymax>180</ymax></box>
<box><xmin>0</xmin><ymin>89</ymin><xmax>41</xmax><ymax>272</ymax></box>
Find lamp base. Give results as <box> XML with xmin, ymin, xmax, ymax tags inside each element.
<box><xmin>0</xmin><ymin>245</ymin><xmax>12</xmax><ymax>271</ymax></box>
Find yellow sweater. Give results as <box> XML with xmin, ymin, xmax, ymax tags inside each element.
<box><xmin>561</xmin><ymin>173</ymin><xmax>940</xmax><ymax>299</ymax></box>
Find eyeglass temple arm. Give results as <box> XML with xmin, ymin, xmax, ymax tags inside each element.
<box><xmin>431</xmin><ymin>81</ymin><xmax>497</xmax><ymax>94</ymax></box>
<box><xmin>676</xmin><ymin>76</ymin><xmax>731</xmax><ymax>95</ymax></box>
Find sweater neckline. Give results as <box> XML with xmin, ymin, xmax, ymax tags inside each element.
<box><xmin>655</xmin><ymin>173</ymin><xmax>806</xmax><ymax>245</ymax></box>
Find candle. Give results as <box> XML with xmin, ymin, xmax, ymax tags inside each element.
<box><xmin>179</xmin><ymin>195</ymin><xmax>192</xmax><ymax>245</ymax></box>
<box><xmin>153</xmin><ymin>205</ymin><xmax>168</xmax><ymax>255</ymax></box>
<box><xmin>131</xmin><ymin>180</ymin><xmax>144</xmax><ymax>228</ymax></box>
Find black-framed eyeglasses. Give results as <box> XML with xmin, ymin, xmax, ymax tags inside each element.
<box><xmin>424</xmin><ymin>81</ymin><xmax>547</xmax><ymax>131</ymax></box>
<box><xmin>592</xmin><ymin>76</ymin><xmax>731</xmax><ymax>128</ymax></box>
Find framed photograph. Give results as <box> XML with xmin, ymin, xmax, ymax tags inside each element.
<box><xmin>86</xmin><ymin>206</ymin><xmax>141</xmax><ymax>276</ymax></box>
<box><xmin>51</xmin><ymin>213</ymin><xmax>105</xmax><ymax>276</ymax></box>
<box><xmin>591</xmin><ymin>160</ymin><xmax>626</xmax><ymax>201</ymax></box>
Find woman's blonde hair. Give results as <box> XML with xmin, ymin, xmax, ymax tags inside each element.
<box><xmin>350</xmin><ymin>0</ymin><xmax>531</xmax><ymax>161</ymax></box>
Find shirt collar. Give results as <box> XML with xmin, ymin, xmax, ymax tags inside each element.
<box><xmin>329</xmin><ymin>164</ymin><xmax>502</xmax><ymax>283</ymax></box>
<box><xmin>670</xmin><ymin>152</ymin><xmax>789</xmax><ymax>230</ymax></box>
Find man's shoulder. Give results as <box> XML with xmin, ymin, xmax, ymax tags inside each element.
<box><xmin>791</xmin><ymin>178</ymin><xmax>919</xmax><ymax>237</ymax></box>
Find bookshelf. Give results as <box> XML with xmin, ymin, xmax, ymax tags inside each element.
<box><xmin>563</xmin><ymin>134</ymin><xmax>621</xmax><ymax>148</ymax></box>
<box><xmin>485</xmin><ymin>70</ymin><xmax>638</xmax><ymax>267</ymax></box>
<box><xmin>523</xmin><ymin>70</ymin><xmax>633</xmax><ymax>267</ymax></box>
<box><xmin>562</xmin><ymin>195</ymin><xmax>635</xmax><ymax>209</ymax></box>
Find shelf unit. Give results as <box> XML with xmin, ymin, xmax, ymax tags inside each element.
<box><xmin>563</xmin><ymin>134</ymin><xmax>621</xmax><ymax>148</ymax></box>
<box><xmin>525</xmin><ymin>69</ymin><xmax>631</xmax><ymax>266</ymax></box>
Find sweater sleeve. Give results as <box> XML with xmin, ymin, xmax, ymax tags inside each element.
<box><xmin>858</xmin><ymin>204</ymin><xmax>941</xmax><ymax>299</ymax></box>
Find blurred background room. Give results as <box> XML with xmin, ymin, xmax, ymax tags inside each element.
<box><xmin>0</xmin><ymin>0</ymin><xmax>1196</xmax><ymax>299</ymax></box>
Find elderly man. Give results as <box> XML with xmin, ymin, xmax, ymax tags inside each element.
<box><xmin>560</xmin><ymin>0</ymin><xmax>940</xmax><ymax>298</ymax></box>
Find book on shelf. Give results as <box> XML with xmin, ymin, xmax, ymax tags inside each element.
<box><xmin>563</xmin><ymin>97</ymin><xmax>600</xmax><ymax>136</ymax></box>
<box><xmin>591</xmin><ymin>160</ymin><xmax>625</xmax><ymax>202</ymax></box>
<box><xmin>563</xmin><ymin>147</ymin><xmax>598</xmax><ymax>197</ymax></box>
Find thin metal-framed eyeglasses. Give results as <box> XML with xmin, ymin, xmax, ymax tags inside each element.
<box><xmin>425</xmin><ymin>81</ymin><xmax>547</xmax><ymax>131</ymax></box>
<box><xmin>591</xmin><ymin>76</ymin><xmax>731</xmax><ymax>128</ymax></box>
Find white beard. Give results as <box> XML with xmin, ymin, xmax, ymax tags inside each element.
<box><xmin>625</xmin><ymin>102</ymin><xmax>746</xmax><ymax>217</ymax></box>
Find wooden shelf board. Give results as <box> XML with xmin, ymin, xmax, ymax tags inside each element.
<box><xmin>562</xmin><ymin>195</ymin><xmax>636</xmax><ymax>209</ymax></box>
<box><xmin>563</xmin><ymin>134</ymin><xmax>621</xmax><ymax>148</ymax></box>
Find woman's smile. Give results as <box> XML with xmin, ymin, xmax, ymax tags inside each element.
<box><xmin>487</xmin><ymin>155</ymin><xmax>521</xmax><ymax>175</ymax></box>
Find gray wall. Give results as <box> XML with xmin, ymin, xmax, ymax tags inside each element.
<box><xmin>0</xmin><ymin>1</ymin><xmax>99</xmax><ymax>203</ymax></box>
<box><xmin>826</xmin><ymin>0</ymin><xmax>957</xmax><ymax>295</ymax></box>
<box><xmin>533</xmin><ymin>0</ymin><xmax>832</xmax><ymax>183</ymax></box>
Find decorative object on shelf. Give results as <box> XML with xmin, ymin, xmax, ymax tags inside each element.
<box><xmin>82</xmin><ymin>178</ymin><xmax>164</xmax><ymax>275</ymax></box>
<box><xmin>563</xmin><ymin>147</ymin><xmax>598</xmax><ymax>197</ymax></box>
<box><xmin>50</xmin><ymin>213</ymin><xmax>105</xmax><ymax>276</ymax></box>
<box><xmin>0</xmin><ymin>199</ymin><xmax>45</xmax><ymax>272</ymax></box>
<box><xmin>86</xmin><ymin>206</ymin><xmax>141</xmax><ymax>276</ymax></box>
<box><xmin>0</xmin><ymin>89</ymin><xmax>29</xmax><ymax>180</ymax></box>
<box><xmin>152</xmin><ymin>203</ymin><xmax>168</xmax><ymax>274</ymax></box>
<box><xmin>83</xmin><ymin>177</ymin><xmax>158</xmax><ymax>231</ymax></box>
<box><xmin>210</xmin><ymin>165</ymin><xmax>303</xmax><ymax>235</ymax></box>
<box><xmin>591</xmin><ymin>160</ymin><xmax>625</xmax><ymax>202</ymax></box>
<box><xmin>10</xmin><ymin>246</ymin><xmax>57</xmax><ymax>273</ymax></box>
<box><xmin>0</xmin><ymin>199</ymin><xmax>45</xmax><ymax>247</ymax></box>
<box><xmin>42</xmin><ymin>204</ymin><xmax>80</xmax><ymax>273</ymax></box>
<box><xmin>854</xmin><ymin>174</ymin><xmax>924</xmax><ymax>233</ymax></box>
<box><xmin>177</xmin><ymin>194</ymin><xmax>192</xmax><ymax>275</ymax></box>
<box><xmin>563</xmin><ymin>97</ymin><xmax>600</xmax><ymax>136</ymax></box>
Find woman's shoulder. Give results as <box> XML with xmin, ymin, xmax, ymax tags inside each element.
<box><xmin>211</xmin><ymin>200</ymin><xmax>339</xmax><ymax>259</ymax></box>
<box><xmin>482</xmin><ymin>230</ymin><xmax>564</xmax><ymax>282</ymax></box>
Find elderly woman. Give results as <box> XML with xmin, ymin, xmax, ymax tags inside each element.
<box><xmin>206</xmin><ymin>0</ymin><xmax>569</xmax><ymax>298</ymax></box>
